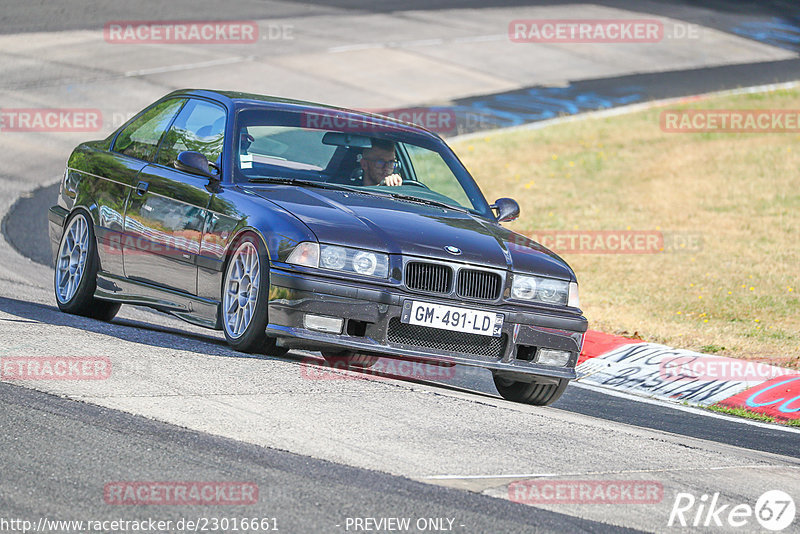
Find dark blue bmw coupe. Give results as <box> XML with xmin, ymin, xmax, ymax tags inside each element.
<box><xmin>49</xmin><ymin>89</ymin><xmax>587</xmax><ymax>405</ymax></box>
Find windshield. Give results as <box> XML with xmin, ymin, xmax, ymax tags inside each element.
<box><xmin>234</xmin><ymin>108</ymin><xmax>492</xmax><ymax>217</ymax></box>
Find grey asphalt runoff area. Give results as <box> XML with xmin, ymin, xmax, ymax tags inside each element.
<box><xmin>1</xmin><ymin>1</ymin><xmax>800</xmax><ymax>533</ymax></box>
<box><xmin>2</xmin><ymin>383</ymin><xmax>636</xmax><ymax>534</ymax></box>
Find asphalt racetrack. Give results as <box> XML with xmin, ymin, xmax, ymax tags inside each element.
<box><xmin>1</xmin><ymin>1</ymin><xmax>799</xmax><ymax>533</ymax></box>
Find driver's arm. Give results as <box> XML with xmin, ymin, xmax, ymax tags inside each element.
<box><xmin>379</xmin><ymin>174</ymin><xmax>403</xmax><ymax>186</ymax></box>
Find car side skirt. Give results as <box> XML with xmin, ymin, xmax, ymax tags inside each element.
<box><xmin>94</xmin><ymin>272</ymin><xmax>220</xmax><ymax>330</ymax></box>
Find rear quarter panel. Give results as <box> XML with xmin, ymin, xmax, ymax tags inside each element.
<box><xmin>66</xmin><ymin>143</ymin><xmax>145</xmax><ymax>276</ymax></box>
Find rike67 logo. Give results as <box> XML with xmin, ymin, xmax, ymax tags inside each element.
<box><xmin>668</xmin><ymin>490</ymin><xmax>795</xmax><ymax>531</ymax></box>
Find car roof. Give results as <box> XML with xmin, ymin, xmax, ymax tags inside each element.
<box><xmin>164</xmin><ymin>88</ymin><xmax>443</xmax><ymax>139</ymax></box>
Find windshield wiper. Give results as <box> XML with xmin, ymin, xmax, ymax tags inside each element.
<box><xmin>384</xmin><ymin>192</ymin><xmax>472</xmax><ymax>214</ymax></box>
<box><xmin>246</xmin><ymin>177</ymin><xmax>363</xmax><ymax>193</ymax></box>
<box><xmin>247</xmin><ymin>178</ymin><xmax>474</xmax><ymax>214</ymax></box>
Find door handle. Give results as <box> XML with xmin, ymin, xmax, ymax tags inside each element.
<box><xmin>136</xmin><ymin>181</ymin><xmax>149</xmax><ymax>195</ymax></box>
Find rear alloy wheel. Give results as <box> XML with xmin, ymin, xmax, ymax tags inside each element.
<box><xmin>54</xmin><ymin>211</ymin><xmax>120</xmax><ymax>321</ymax></box>
<box><xmin>222</xmin><ymin>234</ymin><xmax>286</xmax><ymax>355</ymax></box>
<box><xmin>493</xmin><ymin>374</ymin><xmax>569</xmax><ymax>406</ymax></box>
<box><xmin>321</xmin><ymin>351</ymin><xmax>379</xmax><ymax>369</ymax></box>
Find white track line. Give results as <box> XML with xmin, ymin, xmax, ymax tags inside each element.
<box><xmin>327</xmin><ymin>34</ymin><xmax>505</xmax><ymax>53</ymax></box>
<box><xmin>124</xmin><ymin>56</ymin><xmax>253</xmax><ymax>77</ymax></box>
<box><xmin>421</xmin><ymin>464</ymin><xmax>798</xmax><ymax>480</ymax></box>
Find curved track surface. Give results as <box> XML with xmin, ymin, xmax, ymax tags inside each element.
<box><xmin>1</xmin><ymin>2</ymin><xmax>799</xmax><ymax>532</ymax></box>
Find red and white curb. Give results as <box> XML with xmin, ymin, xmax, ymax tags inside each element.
<box><xmin>577</xmin><ymin>331</ymin><xmax>800</xmax><ymax>422</ymax></box>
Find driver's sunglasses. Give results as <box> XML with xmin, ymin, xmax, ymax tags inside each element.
<box><xmin>364</xmin><ymin>158</ymin><xmax>398</xmax><ymax>170</ymax></box>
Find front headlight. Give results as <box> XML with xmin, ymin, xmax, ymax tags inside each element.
<box><xmin>288</xmin><ymin>242</ymin><xmax>389</xmax><ymax>279</ymax></box>
<box><xmin>320</xmin><ymin>245</ymin><xmax>347</xmax><ymax>270</ymax></box>
<box><xmin>352</xmin><ymin>250</ymin><xmax>381</xmax><ymax>276</ymax></box>
<box><xmin>511</xmin><ymin>274</ymin><xmax>577</xmax><ymax>306</ymax></box>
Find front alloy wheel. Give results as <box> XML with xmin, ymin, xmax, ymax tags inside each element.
<box><xmin>222</xmin><ymin>234</ymin><xmax>285</xmax><ymax>355</ymax></box>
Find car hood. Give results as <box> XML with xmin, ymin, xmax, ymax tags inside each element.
<box><xmin>244</xmin><ymin>185</ymin><xmax>575</xmax><ymax>280</ymax></box>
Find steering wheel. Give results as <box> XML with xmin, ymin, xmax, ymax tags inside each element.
<box><xmin>402</xmin><ymin>180</ymin><xmax>429</xmax><ymax>189</ymax></box>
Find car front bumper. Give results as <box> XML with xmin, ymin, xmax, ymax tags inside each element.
<box><xmin>266</xmin><ymin>266</ymin><xmax>587</xmax><ymax>383</ymax></box>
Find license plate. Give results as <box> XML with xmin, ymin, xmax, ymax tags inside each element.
<box><xmin>401</xmin><ymin>300</ymin><xmax>504</xmax><ymax>337</ymax></box>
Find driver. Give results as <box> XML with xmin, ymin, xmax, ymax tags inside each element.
<box><xmin>360</xmin><ymin>139</ymin><xmax>403</xmax><ymax>186</ymax></box>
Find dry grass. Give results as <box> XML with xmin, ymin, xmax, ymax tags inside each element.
<box><xmin>451</xmin><ymin>88</ymin><xmax>800</xmax><ymax>367</ymax></box>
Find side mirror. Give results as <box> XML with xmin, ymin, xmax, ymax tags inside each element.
<box><xmin>491</xmin><ymin>197</ymin><xmax>520</xmax><ymax>222</ymax></box>
<box><xmin>175</xmin><ymin>151</ymin><xmax>217</xmax><ymax>179</ymax></box>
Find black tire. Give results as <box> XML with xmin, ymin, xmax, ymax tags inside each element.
<box><xmin>90</xmin><ymin>300</ymin><xmax>122</xmax><ymax>321</ymax></box>
<box><xmin>221</xmin><ymin>233</ymin><xmax>286</xmax><ymax>356</ymax></box>
<box><xmin>54</xmin><ymin>211</ymin><xmax>120</xmax><ymax>322</ymax></box>
<box><xmin>321</xmin><ymin>351</ymin><xmax>378</xmax><ymax>368</ymax></box>
<box><xmin>493</xmin><ymin>374</ymin><xmax>569</xmax><ymax>406</ymax></box>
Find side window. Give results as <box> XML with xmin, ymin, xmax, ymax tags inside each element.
<box><xmin>114</xmin><ymin>99</ymin><xmax>185</xmax><ymax>162</ymax></box>
<box><xmin>402</xmin><ymin>143</ymin><xmax>474</xmax><ymax>209</ymax></box>
<box><xmin>157</xmin><ymin>99</ymin><xmax>226</xmax><ymax>170</ymax></box>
